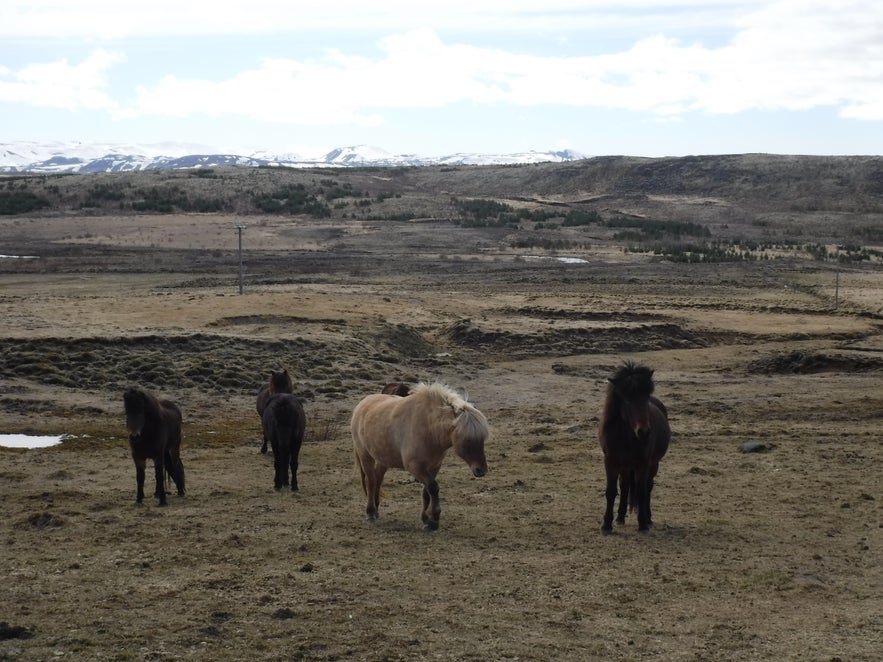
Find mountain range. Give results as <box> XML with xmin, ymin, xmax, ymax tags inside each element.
<box><xmin>0</xmin><ymin>141</ymin><xmax>586</xmax><ymax>174</ymax></box>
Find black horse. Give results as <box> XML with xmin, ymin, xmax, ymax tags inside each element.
<box><xmin>123</xmin><ymin>386</ymin><xmax>185</xmax><ymax>506</ymax></box>
<box><xmin>599</xmin><ymin>362</ymin><xmax>670</xmax><ymax>533</ymax></box>
<box><xmin>262</xmin><ymin>393</ymin><xmax>306</xmax><ymax>491</ymax></box>
<box><xmin>256</xmin><ymin>370</ymin><xmax>294</xmax><ymax>454</ymax></box>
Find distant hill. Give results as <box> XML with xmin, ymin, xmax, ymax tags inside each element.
<box><xmin>0</xmin><ymin>141</ymin><xmax>586</xmax><ymax>174</ymax></box>
<box><xmin>2</xmin><ymin>153</ymin><xmax>882</xmax><ymax>243</ymax></box>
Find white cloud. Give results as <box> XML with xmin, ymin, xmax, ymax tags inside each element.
<box><xmin>3</xmin><ymin>2</ymin><xmax>882</xmax><ymax>124</ymax></box>
<box><xmin>0</xmin><ymin>49</ymin><xmax>122</xmax><ymax>111</ymax></box>
<box><xmin>1</xmin><ymin>1</ymin><xmax>756</xmax><ymax>38</ymax></box>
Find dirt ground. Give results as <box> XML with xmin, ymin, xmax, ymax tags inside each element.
<box><xmin>0</xmin><ymin>209</ymin><xmax>881</xmax><ymax>661</ymax></box>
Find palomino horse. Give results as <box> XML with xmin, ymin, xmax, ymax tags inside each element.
<box><xmin>256</xmin><ymin>370</ymin><xmax>294</xmax><ymax>453</ymax></box>
<box><xmin>599</xmin><ymin>362</ymin><xmax>670</xmax><ymax>533</ymax></box>
<box><xmin>351</xmin><ymin>382</ymin><xmax>489</xmax><ymax>530</ymax></box>
<box><xmin>123</xmin><ymin>386</ymin><xmax>185</xmax><ymax>506</ymax></box>
<box><xmin>261</xmin><ymin>393</ymin><xmax>306</xmax><ymax>491</ymax></box>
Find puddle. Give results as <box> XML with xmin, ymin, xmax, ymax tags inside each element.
<box><xmin>0</xmin><ymin>254</ymin><xmax>40</xmax><ymax>259</ymax></box>
<box><xmin>0</xmin><ymin>434</ymin><xmax>66</xmax><ymax>449</ymax></box>
<box><xmin>524</xmin><ymin>255</ymin><xmax>589</xmax><ymax>264</ymax></box>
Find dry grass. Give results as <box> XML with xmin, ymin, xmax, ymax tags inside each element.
<box><xmin>1</xmin><ymin>160</ymin><xmax>882</xmax><ymax>660</ymax></box>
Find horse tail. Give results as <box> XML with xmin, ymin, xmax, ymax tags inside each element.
<box><xmin>266</xmin><ymin>395</ymin><xmax>304</xmax><ymax>444</ymax></box>
<box><xmin>354</xmin><ymin>449</ymin><xmax>368</xmax><ymax>495</ymax></box>
<box><xmin>163</xmin><ymin>448</ymin><xmax>173</xmax><ymax>486</ymax></box>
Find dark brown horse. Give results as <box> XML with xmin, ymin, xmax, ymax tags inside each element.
<box><xmin>262</xmin><ymin>393</ymin><xmax>306</xmax><ymax>491</ymax></box>
<box><xmin>380</xmin><ymin>382</ymin><xmax>410</xmax><ymax>396</ymax></box>
<box><xmin>123</xmin><ymin>386</ymin><xmax>185</xmax><ymax>506</ymax></box>
<box><xmin>599</xmin><ymin>362</ymin><xmax>670</xmax><ymax>533</ymax></box>
<box><xmin>256</xmin><ymin>370</ymin><xmax>294</xmax><ymax>453</ymax></box>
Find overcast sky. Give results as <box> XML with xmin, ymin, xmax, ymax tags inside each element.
<box><xmin>2</xmin><ymin>1</ymin><xmax>881</xmax><ymax>158</ymax></box>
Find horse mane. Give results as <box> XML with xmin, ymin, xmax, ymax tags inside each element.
<box><xmin>412</xmin><ymin>382</ymin><xmax>489</xmax><ymax>442</ymax></box>
<box><xmin>601</xmin><ymin>361</ymin><xmax>655</xmax><ymax>435</ymax></box>
<box><xmin>269</xmin><ymin>370</ymin><xmax>293</xmax><ymax>394</ymax></box>
<box><xmin>608</xmin><ymin>361</ymin><xmax>655</xmax><ymax>400</ymax></box>
<box><xmin>124</xmin><ymin>386</ymin><xmax>162</xmax><ymax>419</ymax></box>
<box><xmin>412</xmin><ymin>381</ymin><xmax>467</xmax><ymax>410</ymax></box>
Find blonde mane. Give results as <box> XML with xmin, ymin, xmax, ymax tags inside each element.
<box><xmin>412</xmin><ymin>381</ymin><xmax>489</xmax><ymax>442</ymax></box>
<box><xmin>412</xmin><ymin>381</ymin><xmax>469</xmax><ymax>413</ymax></box>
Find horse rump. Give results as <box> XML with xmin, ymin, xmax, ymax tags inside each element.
<box><xmin>257</xmin><ymin>370</ymin><xmax>294</xmax><ymax>453</ymax></box>
<box><xmin>262</xmin><ymin>393</ymin><xmax>306</xmax><ymax>491</ymax></box>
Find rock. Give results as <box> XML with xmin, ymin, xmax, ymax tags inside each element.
<box><xmin>739</xmin><ymin>441</ymin><xmax>772</xmax><ymax>453</ymax></box>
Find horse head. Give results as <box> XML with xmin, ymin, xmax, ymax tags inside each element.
<box><xmin>450</xmin><ymin>402</ymin><xmax>489</xmax><ymax>478</ymax></box>
<box><xmin>609</xmin><ymin>362</ymin><xmax>656</xmax><ymax>439</ymax></box>
<box><xmin>123</xmin><ymin>387</ymin><xmax>148</xmax><ymax>442</ymax></box>
<box><xmin>269</xmin><ymin>370</ymin><xmax>293</xmax><ymax>395</ymax></box>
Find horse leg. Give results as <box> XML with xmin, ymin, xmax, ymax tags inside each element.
<box><xmin>421</xmin><ymin>478</ymin><xmax>441</xmax><ymax>531</ymax></box>
<box><xmin>274</xmin><ymin>443</ymin><xmax>290</xmax><ymax>490</ymax></box>
<box><xmin>260</xmin><ymin>433</ymin><xmax>268</xmax><ymax>454</ymax></box>
<box><xmin>602</xmin><ymin>463</ymin><xmax>617</xmax><ymax>534</ymax></box>
<box><xmin>363</xmin><ymin>462</ymin><xmax>385</xmax><ymax>522</ymax></box>
<box><xmin>634</xmin><ymin>470</ymin><xmax>651</xmax><ymax>532</ymax></box>
<box><xmin>289</xmin><ymin>437</ymin><xmax>302</xmax><ymax>492</ymax></box>
<box><xmin>646</xmin><ymin>477</ymin><xmax>655</xmax><ymax>527</ymax></box>
<box><xmin>134</xmin><ymin>457</ymin><xmax>146</xmax><ymax>505</ymax></box>
<box><xmin>616</xmin><ymin>471</ymin><xmax>630</xmax><ymax>525</ymax></box>
<box><xmin>371</xmin><ymin>466</ymin><xmax>386</xmax><ymax>518</ymax></box>
<box><xmin>170</xmin><ymin>456</ymin><xmax>185</xmax><ymax>496</ymax></box>
<box><xmin>646</xmin><ymin>465</ymin><xmax>659</xmax><ymax>527</ymax></box>
<box><xmin>153</xmin><ymin>457</ymin><xmax>167</xmax><ymax>506</ymax></box>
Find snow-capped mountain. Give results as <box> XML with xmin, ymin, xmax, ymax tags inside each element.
<box><xmin>0</xmin><ymin>141</ymin><xmax>586</xmax><ymax>174</ymax></box>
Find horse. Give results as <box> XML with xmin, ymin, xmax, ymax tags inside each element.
<box><xmin>261</xmin><ymin>393</ymin><xmax>306</xmax><ymax>491</ymax></box>
<box><xmin>123</xmin><ymin>386</ymin><xmax>185</xmax><ymax>506</ymax></box>
<box><xmin>351</xmin><ymin>382</ymin><xmax>489</xmax><ymax>531</ymax></box>
<box><xmin>256</xmin><ymin>370</ymin><xmax>294</xmax><ymax>453</ymax></box>
<box><xmin>380</xmin><ymin>382</ymin><xmax>410</xmax><ymax>396</ymax></box>
<box><xmin>598</xmin><ymin>361</ymin><xmax>670</xmax><ymax>533</ymax></box>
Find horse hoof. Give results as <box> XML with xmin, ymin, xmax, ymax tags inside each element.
<box><xmin>290</xmin><ymin>486</ymin><xmax>299</xmax><ymax>493</ymax></box>
<box><xmin>601</xmin><ymin>526</ymin><xmax>613</xmax><ymax>535</ymax></box>
<box><xmin>423</xmin><ymin>521</ymin><xmax>439</xmax><ymax>532</ymax></box>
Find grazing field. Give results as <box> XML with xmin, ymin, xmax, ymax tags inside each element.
<box><xmin>1</xmin><ymin>158</ymin><xmax>881</xmax><ymax>661</ymax></box>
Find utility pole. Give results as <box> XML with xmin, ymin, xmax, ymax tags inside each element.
<box><xmin>234</xmin><ymin>224</ymin><xmax>246</xmax><ymax>294</ymax></box>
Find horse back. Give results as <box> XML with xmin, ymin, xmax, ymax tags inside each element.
<box><xmin>650</xmin><ymin>395</ymin><xmax>669</xmax><ymax>420</ymax></box>
<box><xmin>159</xmin><ymin>399</ymin><xmax>183</xmax><ymax>448</ymax></box>
<box><xmin>262</xmin><ymin>393</ymin><xmax>306</xmax><ymax>443</ymax></box>
<box><xmin>649</xmin><ymin>399</ymin><xmax>670</xmax><ymax>461</ymax></box>
<box><xmin>256</xmin><ymin>384</ymin><xmax>271</xmax><ymax>416</ymax></box>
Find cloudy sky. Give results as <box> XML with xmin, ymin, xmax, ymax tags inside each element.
<box><xmin>1</xmin><ymin>1</ymin><xmax>881</xmax><ymax>158</ymax></box>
